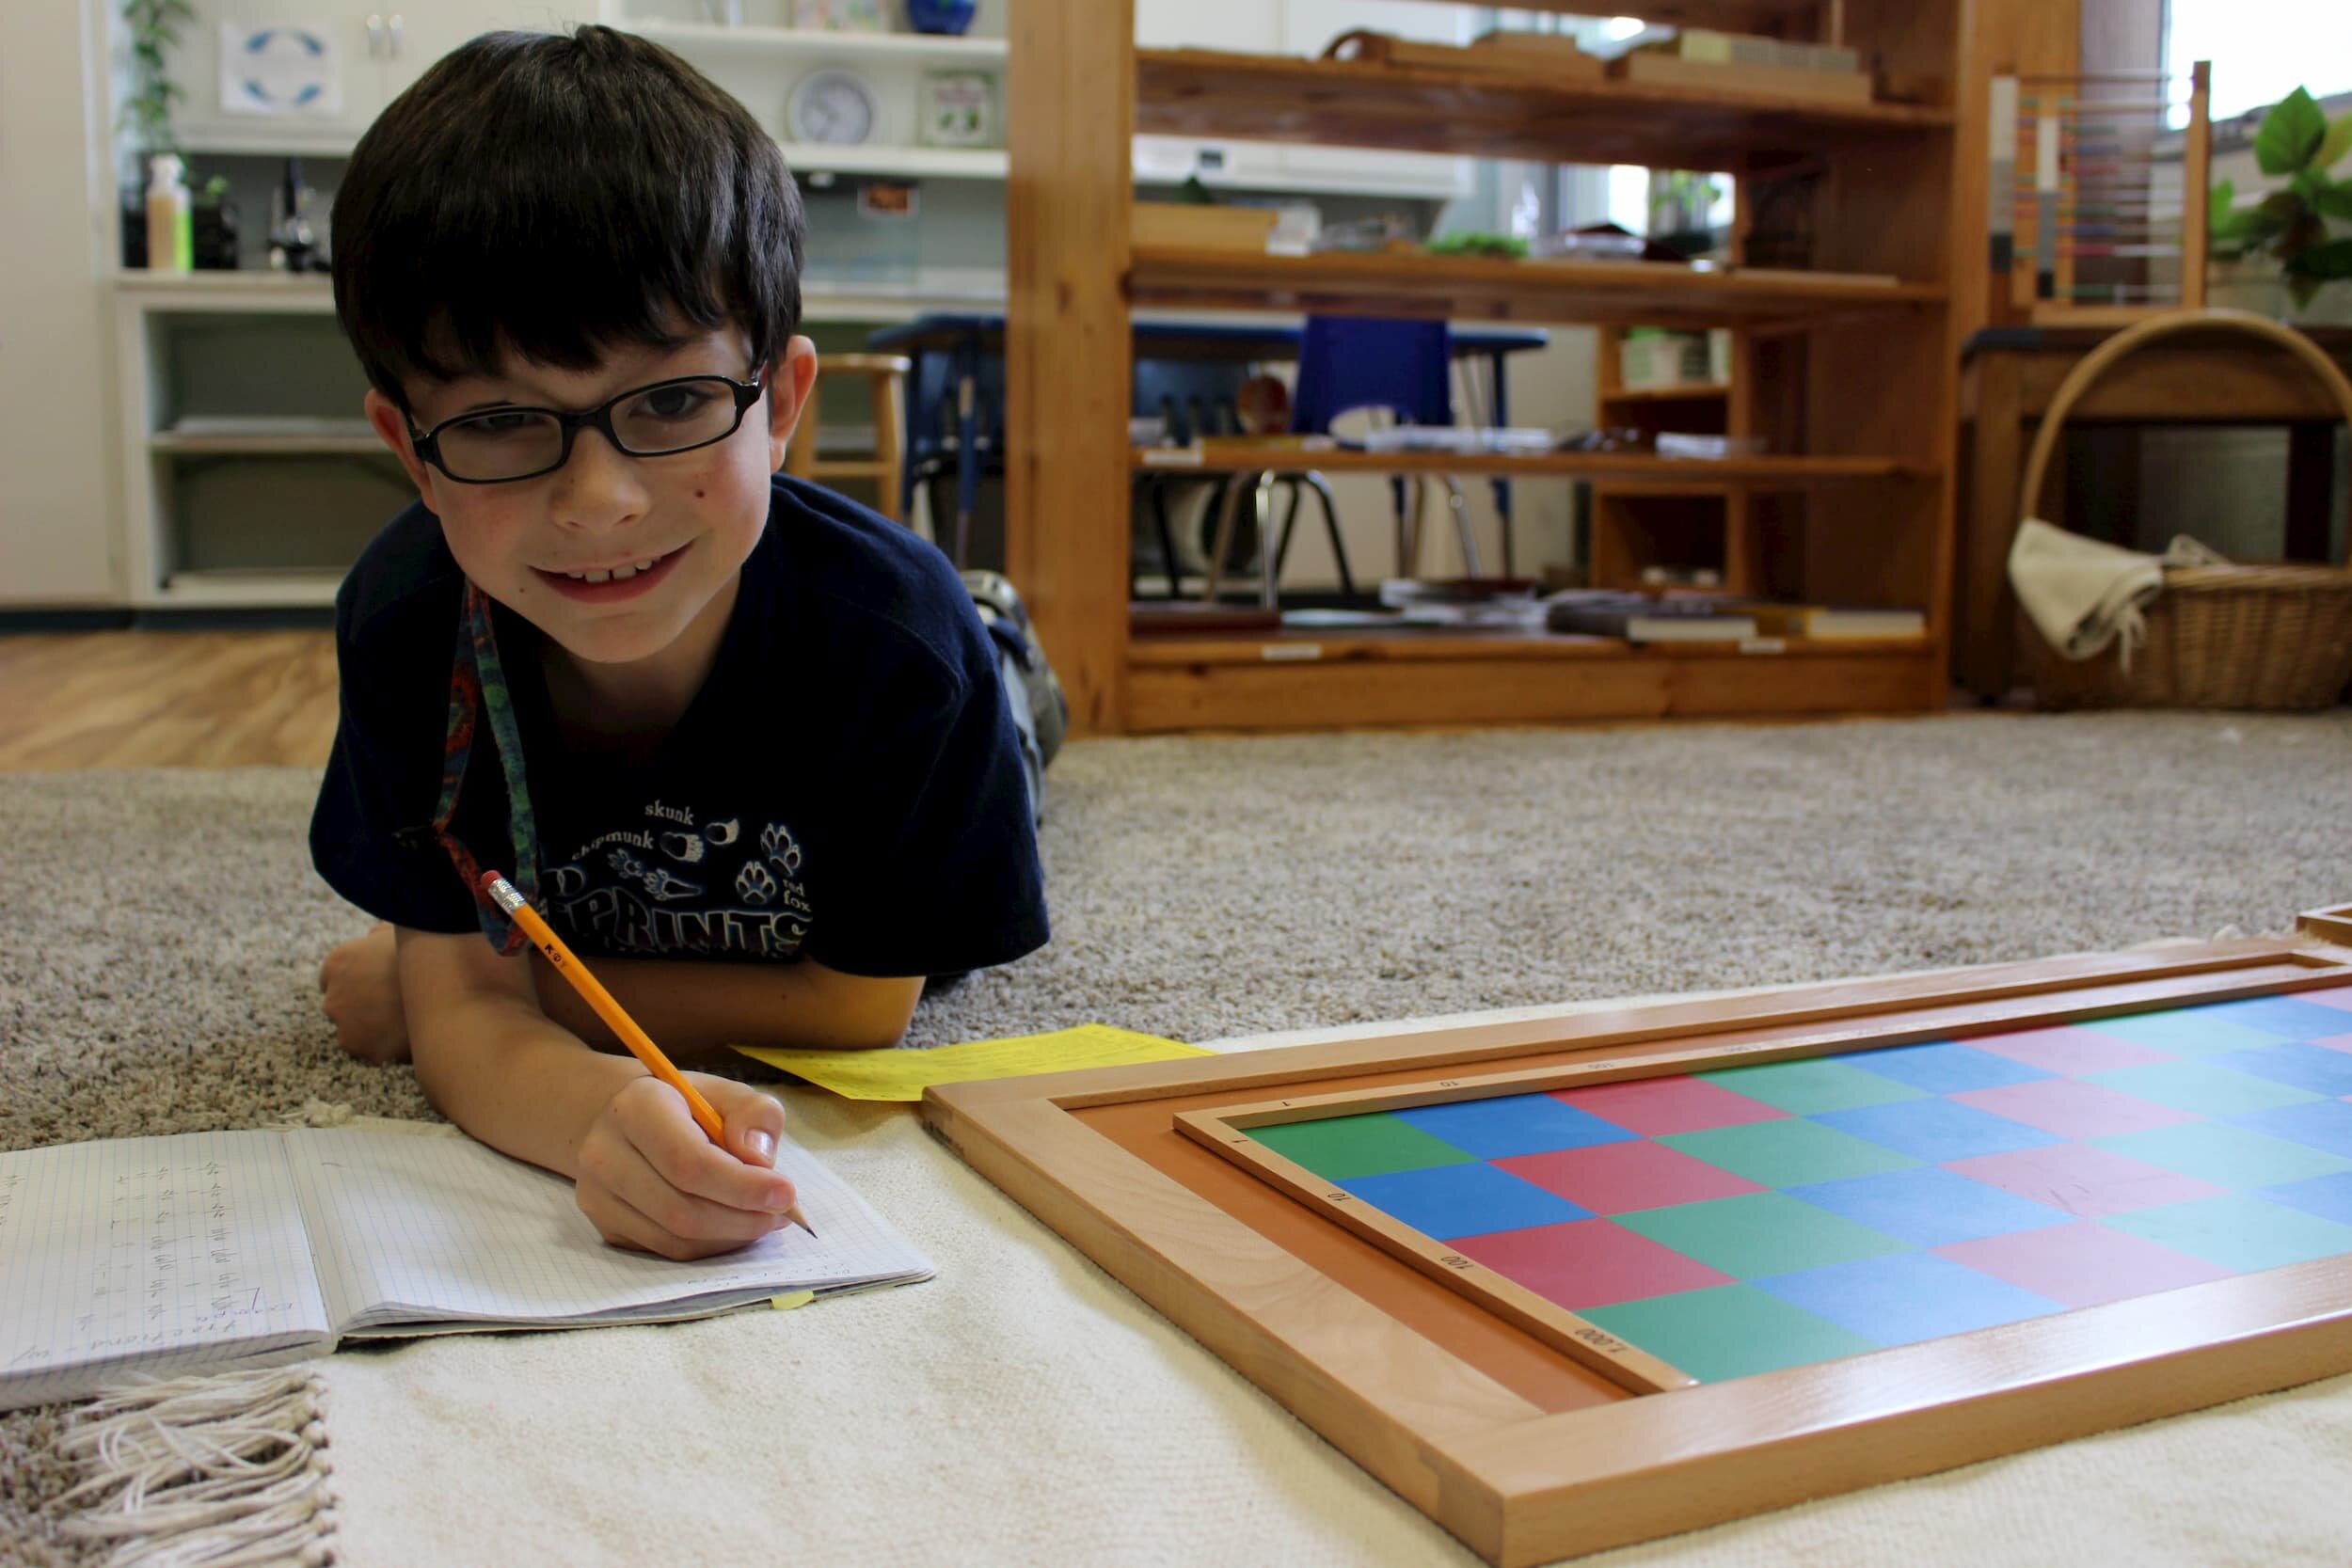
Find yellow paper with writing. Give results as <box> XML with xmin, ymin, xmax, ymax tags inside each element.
<box><xmin>734</xmin><ymin>1024</ymin><xmax>1208</xmax><ymax>1102</ymax></box>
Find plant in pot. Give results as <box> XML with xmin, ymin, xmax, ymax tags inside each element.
<box><xmin>2208</xmin><ymin>87</ymin><xmax>2352</xmax><ymax>320</ymax></box>
<box><xmin>119</xmin><ymin>0</ymin><xmax>196</xmax><ymax>269</ymax></box>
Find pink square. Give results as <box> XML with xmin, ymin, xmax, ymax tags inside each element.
<box><xmin>2300</xmin><ymin>985</ymin><xmax>2352</xmax><ymax>1013</ymax></box>
<box><xmin>1949</xmin><ymin>1078</ymin><xmax>2200</xmax><ymax>1138</ymax></box>
<box><xmin>1945</xmin><ymin>1143</ymin><xmax>2227</xmax><ymax>1218</ymax></box>
<box><xmin>1935</xmin><ymin>1222</ymin><xmax>2232</xmax><ymax>1307</ymax></box>
<box><xmin>2313</xmin><ymin>1033</ymin><xmax>2352</xmax><ymax>1057</ymax></box>
<box><xmin>1969</xmin><ymin>1024</ymin><xmax>2175</xmax><ymax>1074</ymax></box>
<box><xmin>1549</xmin><ymin>1075</ymin><xmax>1784</xmax><ymax>1135</ymax></box>
<box><xmin>1495</xmin><ymin>1140</ymin><xmax>1763</xmax><ymax>1215</ymax></box>
<box><xmin>1454</xmin><ymin>1218</ymin><xmax>1735</xmax><ymax>1310</ymax></box>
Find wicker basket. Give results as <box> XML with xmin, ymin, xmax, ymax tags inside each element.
<box><xmin>2015</xmin><ymin>309</ymin><xmax>2352</xmax><ymax>711</ymax></box>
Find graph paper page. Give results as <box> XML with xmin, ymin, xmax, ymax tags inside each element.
<box><xmin>282</xmin><ymin>1126</ymin><xmax>932</xmax><ymax>1332</ymax></box>
<box><xmin>0</xmin><ymin>1132</ymin><xmax>330</xmax><ymax>1411</ymax></box>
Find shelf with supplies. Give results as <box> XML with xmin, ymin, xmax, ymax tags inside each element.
<box><xmin>1131</xmin><ymin>446</ymin><xmax>1935</xmax><ymax>485</ymax></box>
<box><xmin>1126</xmin><ymin>245</ymin><xmax>1943</xmax><ymax>330</ymax></box>
<box><xmin>626</xmin><ymin>20</ymin><xmax>1007</xmax><ymax>62</ymax></box>
<box><xmin>1135</xmin><ymin>47</ymin><xmax>1951</xmax><ymax>171</ymax></box>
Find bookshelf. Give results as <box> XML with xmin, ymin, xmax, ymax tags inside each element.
<box><xmin>1006</xmin><ymin>0</ymin><xmax>1965</xmax><ymax>735</ymax></box>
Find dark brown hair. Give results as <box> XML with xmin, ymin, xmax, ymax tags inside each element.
<box><xmin>331</xmin><ymin>25</ymin><xmax>803</xmax><ymax>410</ymax></box>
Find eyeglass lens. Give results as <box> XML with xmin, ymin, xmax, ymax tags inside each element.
<box><xmin>434</xmin><ymin>378</ymin><xmax>746</xmax><ymax>481</ymax></box>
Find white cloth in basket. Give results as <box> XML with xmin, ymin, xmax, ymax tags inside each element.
<box><xmin>2008</xmin><ymin>518</ymin><xmax>2228</xmax><ymax>664</ymax></box>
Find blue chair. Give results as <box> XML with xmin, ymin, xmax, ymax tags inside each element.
<box><xmin>1200</xmin><ymin>315</ymin><xmax>1479</xmax><ymax>603</ymax></box>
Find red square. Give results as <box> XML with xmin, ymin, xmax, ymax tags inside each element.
<box><xmin>1453</xmin><ymin>1217</ymin><xmax>1735</xmax><ymax>1310</ymax></box>
<box><xmin>1549</xmin><ymin>1075</ymin><xmax>1783</xmax><ymax>1135</ymax></box>
<box><xmin>1495</xmin><ymin>1140</ymin><xmax>1762</xmax><ymax>1215</ymax></box>
<box><xmin>1948</xmin><ymin>1078</ymin><xmax>2199</xmax><ymax>1138</ymax></box>
<box><xmin>1969</xmin><ymin>1024</ymin><xmax>2174</xmax><ymax>1074</ymax></box>
<box><xmin>1944</xmin><ymin>1143</ymin><xmax>2226</xmax><ymax>1218</ymax></box>
<box><xmin>1935</xmin><ymin>1222</ymin><xmax>2231</xmax><ymax>1307</ymax></box>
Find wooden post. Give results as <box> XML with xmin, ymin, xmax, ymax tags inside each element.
<box><xmin>1005</xmin><ymin>0</ymin><xmax>1135</xmax><ymax>736</ymax></box>
<box><xmin>2181</xmin><ymin>58</ymin><xmax>2211</xmax><ymax>309</ymax></box>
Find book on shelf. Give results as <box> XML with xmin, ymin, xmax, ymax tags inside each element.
<box><xmin>1664</xmin><ymin>28</ymin><xmax>1860</xmax><ymax>74</ymax></box>
<box><xmin>1740</xmin><ymin>604</ymin><xmax>1928</xmax><ymax>640</ymax></box>
<box><xmin>0</xmin><ymin>1123</ymin><xmax>934</xmax><ymax>1413</ymax></box>
<box><xmin>1543</xmin><ymin>591</ymin><xmax>1756</xmax><ymax>642</ymax></box>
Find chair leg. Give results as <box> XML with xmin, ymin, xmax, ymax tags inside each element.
<box><xmin>1148</xmin><ymin>480</ymin><xmax>1182</xmax><ymax>600</ymax></box>
<box><xmin>1270</xmin><ymin>481</ymin><xmax>1306</xmax><ymax>579</ymax></box>
<box><xmin>1249</xmin><ymin>472</ymin><xmax>1281</xmax><ymax>610</ymax></box>
<box><xmin>1200</xmin><ymin>472</ymin><xmax>1251</xmax><ymax>603</ymax></box>
<box><xmin>1296</xmin><ymin>472</ymin><xmax>1357</xmax><ymax>599</ymax></box>
<box><xmin>1444</xmin><ymin>477</ymin><xmax>1483</xmax><ymax>578</ymax></box>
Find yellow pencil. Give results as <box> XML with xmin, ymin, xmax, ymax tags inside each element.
<box><xmin>478</xmin><ymin>870</ymin><xmax>815</xmax><ymax>1238</ymax></box>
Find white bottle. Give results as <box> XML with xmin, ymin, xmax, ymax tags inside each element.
<box><xmin>144</xmin><ymin>153</ymin><xmax>191</xmax><ymax>273</ymax></box>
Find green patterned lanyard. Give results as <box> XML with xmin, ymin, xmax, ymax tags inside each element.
<box><xmin>432</xmin><ymin>580</ymin><xmax>542</xmax><ymax>954</ymax></box>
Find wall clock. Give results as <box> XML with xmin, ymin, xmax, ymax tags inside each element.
<box><xmin>787</xmin><ymin>70</ymin><xmax>878</xmax><ymax>146</ymax></box>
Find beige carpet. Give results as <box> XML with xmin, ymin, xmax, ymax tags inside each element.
<box><xmin>6</xmin><ymin>710</ymin><xmax>2352</xmax><ymax>1564</ymax></box>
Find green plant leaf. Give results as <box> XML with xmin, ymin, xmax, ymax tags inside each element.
<box><xmin>2286</xmin><ymin>236</ymin><xmax>2352</xmax><ymax>281</ymax></box>
<box><xmin>2322</xmin><ymin>114</ymin><xmax>2352</xmax><ymax>172</ymax></box>
<box><xmin>2312</xmin><ymin>178</ymin><xmax>2352</xmax><ymax>222</ymax></box>
<box><xmin>2289</xmin><ymin>273</ymin><xmax>2322</xmax><ymax>309</ymax></box>
<box><xmin>2255</xmin><ymin>87</ymin><xmax>2327</xmax><ymax>176</ymax></box>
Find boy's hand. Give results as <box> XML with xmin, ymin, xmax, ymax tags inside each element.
<box><xmin>574</xmin><ymin>1074</ymin><xmax>801</xmax><ymax>1260</ymax></box>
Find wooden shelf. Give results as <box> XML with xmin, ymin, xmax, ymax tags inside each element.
<box><xmin>1127</xmin><ymin>246</ymin><xmax>1944</xmax><ymax>330</ymax></box>
<box><xmin>1599</xmin><ymin>382</ymin><xmax>1733</xmax><ymax>404</ymax></box>
<box><xmin>1136</xmin><ymin>50</ymin><xmax>1951</xmax><ymax>169</ymax></box>
<box><xmin>1133</xmin><ymin>447</ymin><xmax>1932</xmax><ymax>484</ymax></box>
<box><xmin>1122</xmin><ymin>632</ymin><xmax>1943</xmax><ymax>731</ymax></box>
<box><xmin>631</xmin><ymin>22</ymin><xmax>1006</xmax><ymax>61</ymax></box>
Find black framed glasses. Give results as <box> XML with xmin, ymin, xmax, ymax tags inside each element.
<box><xmin>408</xmin><ymin>370</ymin><xmax>767</xmax><ymax>483</ymax></box>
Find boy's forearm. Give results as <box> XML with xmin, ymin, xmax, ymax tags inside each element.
<box><xmin>529</xmin><ymin>952</ymin><xmax>918</xmax><ymax>1055</ymax></box>
<box><xmin>410</xmin><ymin>994</ymin><xmax>644</xmax><ymax>1182</ymax></box>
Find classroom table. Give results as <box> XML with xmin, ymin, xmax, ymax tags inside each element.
<box><xmin>865</xmin><ymin>312</ymin><xmax>1551</xmax><ymax>566</ymax></box>
<box><xmin>1957</xmin><ymin>322</ymin><xmax>2352</xmax><ymax>701</ymax></box>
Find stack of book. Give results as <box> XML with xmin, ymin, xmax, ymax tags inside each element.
<box><xmin>1543</xmin><ymin>590</ymin><xmax>1756</xmax><ymax>643</ymax></box>
<box><xmin>1615</xmin><ymin>28</ymin><xmax>1873</xmax><ymax>104</ymax></box>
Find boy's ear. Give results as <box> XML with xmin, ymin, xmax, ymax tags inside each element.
<box><xmin>364</xmin><ymin>388</ymin><xmax>442</xmax><ymax>507</ymax></box>
<box><xmin>765</xmin><ymin>336</ymin><xmax>821</xmax><ymax>472</ymax></box>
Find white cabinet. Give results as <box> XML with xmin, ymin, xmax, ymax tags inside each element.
<box><xmin>1132</xmin><ymin>0</ymin><xmax>1472</xmax><ymax>199</ymax></box>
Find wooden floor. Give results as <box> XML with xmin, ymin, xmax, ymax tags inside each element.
<box><xmin>0</xmin><ymin>630</ymin><xmax>339</xmax><ymax>768</ymax></box>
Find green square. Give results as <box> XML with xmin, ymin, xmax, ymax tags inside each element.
<box><xmin>1582</xmin><ymin>1284</ymin><xmax>1882</xmax><ymax>1383</ymax></box>
<box><xmin>1694</xmin><ymin>1059</ymin><xmax>1928</xmax><ymax>1115</ymax></box>
<box><xmin>2076</xmin><ymin>1010</ymin><xmax>2291</xmax><ymax>1056</ymax></box>
<box><xmin>2093</xmin><ymin>1123</ymin><xmax>2352</xmax><ymax>1189</ymax></box>
<box><xmin>1660</xmin><ymin>1119</ymin><xmax>1917</xmax><ymax>1187</ymax></box>
<box><xmin>1248</xmin><ymin>1113</ymin><xmax>1475</xmax><ymax>1181</ymax></box>
<box><xmin>1615</xmin><ymin>1192</ymin><xmax>1908</xmax><ymax>1278</ymax></box>
<box><xmin>2082</xmin><ymin>1062</ymin><xmax>2321</xmax><ymax>1117</ymax></box>
<box><xmin>2103</xmin><ymin>1196</ymin><xmax>2352</xmax><ymax>1273</ymax></box>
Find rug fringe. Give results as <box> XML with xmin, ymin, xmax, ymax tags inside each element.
<box><xmin>59</xmin><ymin>1368</ymin><xmax>335</xmax><ymax>1566</ymax></box>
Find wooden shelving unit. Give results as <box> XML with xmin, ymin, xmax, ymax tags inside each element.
<box><xmin>1006</xmin><ymin>0</ymin><xmax>1966</xmax><ymax>735</ymax></box>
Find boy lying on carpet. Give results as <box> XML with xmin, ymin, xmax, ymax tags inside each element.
<box><xmin>309</xmin><ymin>27</ymin><xmax>1053</xmax><ymax>1259</ymax></box>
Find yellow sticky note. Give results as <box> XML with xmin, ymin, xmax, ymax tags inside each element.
<box><xmin>733</xmin><ymin>1023</ymin><xmax>1209</xmax><ymax>1101</ymax></box>
<box><xmin>769</xmin><ymin>1291</ymin><xmax>817</xmax><ymax>1311</ymax></box>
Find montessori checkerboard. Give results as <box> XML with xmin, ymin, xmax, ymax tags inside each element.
<box><xmin>1244</xmin><ymin>986</ymin><xmax>2352</xmax><ymax>1384</ymax></box>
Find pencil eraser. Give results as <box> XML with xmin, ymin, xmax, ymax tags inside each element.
<box><xmin>477</xmin><ymin>869</ymin><xmax>501</xmax><ymax>894</ymax></box>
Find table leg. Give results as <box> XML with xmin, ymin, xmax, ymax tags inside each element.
<box><xmin>1960</xmin><ymin>357</ymin><xmax>2025</xmax><ymax>702</ymax></box>
<box><xmin>2285</xmin><ymin>421</ymin><xmax>2337</xmax><ymax>562</ymax></box>
<box><xmin>1489</xmin><ymin>349</ymin><xmax>1514</xmax><ymax>577</ymax></box>
<box><xmin>953</xmin><ymin>333</ymin><xmax>980</xmax><ymax>568</ymax></box>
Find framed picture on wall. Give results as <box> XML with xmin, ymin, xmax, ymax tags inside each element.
<box><xmin>917</xmin><ymin>70</ymin><xmax>998</xmax><ymax>149</ymax></box>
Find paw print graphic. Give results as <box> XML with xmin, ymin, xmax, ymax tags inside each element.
<box><xmin>759</xmin><ymin>822</ymin><xmax>803</xmax><ymax>877</ymax></box>
<box><xmin>736</xmin><ymin>861</ymin><xmax>778</xmax><ymax>906</ymax></box>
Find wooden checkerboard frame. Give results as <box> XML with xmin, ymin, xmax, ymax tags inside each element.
<box><xmin>921</xmin><ymin>913</ymin><xmax>2352</xmax><ymax>1567</ymax></box>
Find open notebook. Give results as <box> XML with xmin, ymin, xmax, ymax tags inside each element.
<box><xmin>0</xmin><ymin>1122</ymin><xmax>934</xmax><ymax>1412</ymax></box>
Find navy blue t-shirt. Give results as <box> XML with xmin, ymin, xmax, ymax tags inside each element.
<box><xmin>310</xmin><ymin>475</ymin><xmax>1047</xmax><ymax>977</ymax></box>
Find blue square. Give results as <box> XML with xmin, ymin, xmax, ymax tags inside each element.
<box><xmin>2258</xmin><ymin>1172</ymin><xmax>2352</xmax><ymax>1229</ymax></box>
<box><xmin>1336</xmin><ymin>1163</ymin><xmax>1591</xmax><ymax>1240</ymax></box>
<box><xmin>1787</xmin><ymin>1167</ymin><xmax>2074</xmax><ymax>1246</ymax></box>
<box><xmin>2197</xmin><ymin>995</ymin><xmax>2352</xmax><ymax>1043</ymax></box>
<box><xmin>1810</xmin><ymin>1098</ymin><xmax>2063</xmax><ymax>1163</ymax></box>
<box><xmin>2082</xmin><ymin>1010</ymin><xmax>2299</xmax><ymax>1056</ymax></box>
<box><xmin>2213</xmin><ymin>1043</ymin><xmax>2352</xmax><ymax>1098</ymax></box>
<box><xmin>1848</xmin><ymin>1041</ymin><xmax>2054</xmax><ymax>1094</ymax></box>
<box><xmin>1756</xmin><ymin>1253</ymin><xmax>2063</xmax><ymax>1347</ymax></box>
<box><xmin>1393</xmin><ymin>1093</ymin><xmax>1634</xmax><ymax>1159</ymax></box>
<box><xmin>2230</xmin><ymin>1100</ymin><xmax>2352</xmax><ymax>1159</ymax></box>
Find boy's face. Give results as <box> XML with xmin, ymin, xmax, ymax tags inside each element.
<box><xmin>365</xmin><ymin>323</ymin><xmax>818</xmax><ymax>686</ymax></box>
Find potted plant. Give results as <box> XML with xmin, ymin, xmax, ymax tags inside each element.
<box><xmin>2208</xmin><ymin>87</ymin><xmax>2352</xmax><ymax>321</ymax></box>
<box><xmin>118</xmin><ymin>0</ymin><xmax>196</xmax><ymax>268</ymax></box>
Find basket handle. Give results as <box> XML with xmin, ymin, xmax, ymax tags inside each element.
<box><xmin>2017</xmin><ymin>308</ymin><xmax>2352</xmax><ymax>547</ymax></box>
